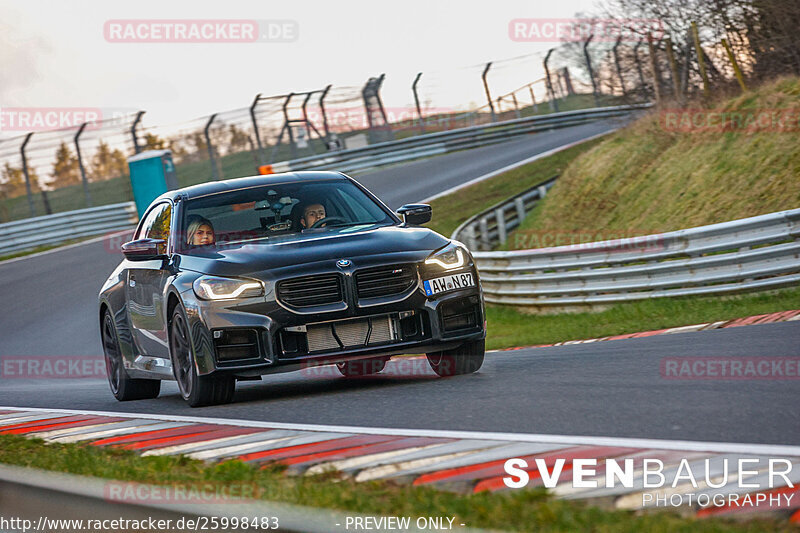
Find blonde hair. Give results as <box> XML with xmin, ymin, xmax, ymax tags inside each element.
<box><xmin>185</xmin><ymin>215</ymin><xmax>214</xmax><ymax>245</ymax></box>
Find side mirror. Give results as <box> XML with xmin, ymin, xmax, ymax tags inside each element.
<box><xmin>397</xmin><ymin>203</ymin><xmax>432</xmax><ymax>226</ymax></box>
<box><xmin>121</xmin><ymin>239</ymin><xmax>167</xmax><ymax>261</ymax></box>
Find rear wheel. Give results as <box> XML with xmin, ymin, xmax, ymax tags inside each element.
<box><xmin>101</xmin><ymin>310</ymin><xmax>160</xmax><ymax>401</ymax></box>
<box><xmin>426</xmin><ymin>338</ymin><xmax>485</xmax><ymax>377</ymax></box>
<box><xmin>336</xmin><ymin>357</ymin><xmax>388</xmax><ymax>377</ymax></box>
<box><xmin>169</xmin><ymin>305</ymin><xmax>235</xmax><ymax>407</ymax></box>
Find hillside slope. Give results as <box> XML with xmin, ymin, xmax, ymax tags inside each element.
<box><xmin>510</xmin><ymin>77</ymin><xmax>800</xmax><ymax>244</ymax></box>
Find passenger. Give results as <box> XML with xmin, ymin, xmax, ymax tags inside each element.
<box><xmin>186</xmin><ymin>215</ymin><xmax>215</xmax><ymax>246</ymax></box>
<box><xmin>300</xmin><ymin>202</ymin><xmax>327</xmax><ymax>228</ymax></box>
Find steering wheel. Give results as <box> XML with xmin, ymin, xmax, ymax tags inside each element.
<box><xmin>309</xmin><ymin>216</ymin><xmax>347</xmax><ymax>229</ymax></box>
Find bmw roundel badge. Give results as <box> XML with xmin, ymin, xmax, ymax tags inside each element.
<box><xmin>336</xmin><ymin>259</ymin><xmax>352</xmax><ymax>268</ymax></box>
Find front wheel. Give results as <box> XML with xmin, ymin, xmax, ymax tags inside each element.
<box><xmin>169</xmin><ymin>305</ymin><xmax>235</xmax><ymax>407</ymax></box>
<box><xmin>426</xmin><ymin>338</ymin><xmax>485</xmax><ymax>377</ymax></box>
<box><xmin>101</xmin><ymin>310</ymin><xmax>160</xmax><ymax>401</ymax></box>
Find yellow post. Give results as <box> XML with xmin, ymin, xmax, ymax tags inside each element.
<box><xmin>722</xmin><ymin>38</ymin><xmax>747</xmax><ymax>92</ymax></box>
<box><xmin>691</xmin><ymin>22</ymin><xmax>710</xmax><ymax>99</ymax></box>
<box><xmin>665</xmin><ymin>37</ymin><xmax>682</xmax><ymax>103</ymax></box>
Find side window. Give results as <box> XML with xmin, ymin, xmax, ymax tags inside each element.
<box><xmin>136</xmin><ymin>203</ymin><xmax>172</xmax><ymax>243</ymax></box>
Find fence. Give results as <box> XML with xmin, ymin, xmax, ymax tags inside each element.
<box><xmin>0</xmin><ymin>105</ymin><xmax>645</xmax><ymax>257</ymax></box>
<box><xmin>462</xmin><ymin>203</ymin><xmax>800</xmax><ymax>309</ymax></box>
<box><xmin>1</xmin><ymin>43</ymin><xmax>646</xmax><ymax>225</ymax></box>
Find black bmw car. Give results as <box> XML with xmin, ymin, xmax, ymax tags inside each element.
<box><xmin>99</xmin><ymin>171</ymin><xmax>486</xmax><ymax>406</ymax></box>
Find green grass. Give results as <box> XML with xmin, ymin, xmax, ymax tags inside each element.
<box><xmin>485</xmin><ymin>286</ymin><xmax>800</xmax><ymax>350</ymax></box>
<box><xmin>425</xmin><ymin>137</ymin><xmax>606</xmax><ymax>239</ymax></box>
<box><xmin>0</xmin><ymin>434</ymin><xmax>794</xmax><ymax>532</ymax></box>
<box><xmin>506</xmin><ymin>77</ymin><xmax>800</xmax><ymax>244</ymax></box>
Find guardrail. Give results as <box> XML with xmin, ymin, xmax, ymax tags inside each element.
<box><xmin>269</xmin><ymin>104</ymin><xmax>650</xmax><ymax>174</ymax></box>
<box><xmin>452</xmin><ymin>177</ymin><xmax>558</xmax><ymax>251</ymax></box>
<box><xmin>463</xmin><ymin>205</ymin><xmax>800</xmax><ymax>308</ymax></box>
<box><xmin>0</xmin><ymin>202</ymin><xmax>137</xmax><ymax>257</ymax></box>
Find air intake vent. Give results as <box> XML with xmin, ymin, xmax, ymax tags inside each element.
<box><xmin>277</xmin><ymin>274</ymin><xmax>343</xmax><ymax>308</ymax></box>
<box><xmin>355</xmin><ymin>264</ymin><xmax>416</xmax><ymax>299</ymax></box>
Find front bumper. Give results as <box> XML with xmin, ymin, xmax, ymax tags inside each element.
<box><xmin>181</xmin><ymin>269</ymin><xmax>485</xmax><ymax>376</ymax></box>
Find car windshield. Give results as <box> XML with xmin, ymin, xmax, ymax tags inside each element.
<box><xmin>179</xmin><ymin>179</ymin><xmax>394</xmax><ymax>250</ymax></box>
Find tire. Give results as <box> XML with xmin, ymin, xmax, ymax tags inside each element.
<box><xmin>169</xmin><ymin>304</ymin><xmax>235</xmax><ymax>407</ymax></box>
<box><xmin>426</xmin><ymin>338</ymin><xmax>485</xmax><ymax>377</ymax></box>
<box><xmin>336</xmin><ymin>357</ymin><xmax>387</xmax><ymax>377</ymax></box>
<box><xmin>101</xmin><ymin>310</ymin><xmax>161</xmax><ymax>401</ymax></box>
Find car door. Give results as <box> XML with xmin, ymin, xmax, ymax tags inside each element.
<box><xmin>127</xmin><ymin>201</ymin><xmax>173</xmax><ymax>360</ymax></box>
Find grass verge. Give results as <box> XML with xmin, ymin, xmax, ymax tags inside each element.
<box><xmin>505</xmin><ymin>77</ymin><xmax>800</xmax><ymax>246</ymax></box>
<box><xmin>425</xmin><ymin>137</ymin><xmax>606</xmax><ymax>239</ymax></box>
<box><xmin>485</xmin><ymin>286</ymin><xmax>800</xmax><ymax>350</ymax></box>
<box><xmin>0</xmin><ymin>433</ymin><xmax>794</xmax><ymax>532</ymax></box>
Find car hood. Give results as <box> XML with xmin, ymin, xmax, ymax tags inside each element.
<box><xmin>177</xmin><ymin>224</ymin><xmax>450</xmax><ymax>278</ymax></box>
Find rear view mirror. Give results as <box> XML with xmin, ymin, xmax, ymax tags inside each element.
<box><xmin>121</xmin><ymin>239</ymin><xmax>167</xmax><ymax>261</ymax></box>
<box><xmin>397</xmin><ymin>204</ymin><xmax>432</xmax><ymax>226</ymax></box>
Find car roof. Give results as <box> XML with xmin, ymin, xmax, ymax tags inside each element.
<box><xmin>155</xmin><ymin>171</ymin><xmax>349</xmax><ymax>202</ymax></box>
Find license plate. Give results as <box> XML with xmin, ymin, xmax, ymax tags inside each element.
<box><xmin>423</xmin><ymin>272</ymin><xmax>475</xmax><ymax>296</ymax></box>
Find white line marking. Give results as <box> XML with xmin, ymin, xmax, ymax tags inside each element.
<box><xmin>4</xmin><ymin>406</ymin><xmax>799</xmax><ymax>457</ymax></box>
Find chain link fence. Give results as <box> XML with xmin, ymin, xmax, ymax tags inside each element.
<box><xmin>0</xmin><ymin>41</ymin><xmax>655</xmax><ymax>224</ymax></box>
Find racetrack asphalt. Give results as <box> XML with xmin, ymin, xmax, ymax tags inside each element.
<box><xmin>4</xmin><ymin>117</ymin><xmax>798</xmax><ymax>446</ymax></box>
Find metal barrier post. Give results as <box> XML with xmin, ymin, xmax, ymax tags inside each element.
<box><xmin>412</xmin><ymin>72</ymin><xmax>425</xmax><ymax>133</ymax></box>
<box><xmin>249</xmin><ymin>93</ymin><xmax>266</xmax><ymax>167</ymax></box>
<box><xmin>20</xmin><ymin>133</ymin><xmax>36</xmax><ymax>217</ymax></box>
<box><xmin>482</xmin><ymin>62</ymin><xmax>497</xmax><ymax>122</ymax></box>
<box><xmin>319</xmin><ymin>84</ymin><xmax>332</xmax><ymax>139</ymax></box>
<box><xmin>131</xmin><ymin>111</ymin><xmax>145</xmax><ymax>154</ymax></box>
<box><xmin>544</xmin><ymin>49</ymin><xmax>558</xmax><ymax>112</ymax></box>
<box><xmin>74</xmin><ymin>122</ymin><xmax>92</xmax><ymax>207</ymax></box>
<box><xmin>204</xmin><ymin>113</ymin><xmax>220</xmax><ymax>180</ymax></box>
<box><xmin>511</xmin><ymin>92</ymin><xmax>521</xmax><ymax>119</ymax></box>
<box><xmin>529</xmin><ymin>85</ymin><xmax>538</xmax><ymax>113</ymax></box>
<box><xmin>583</xmin><ymin>35</ymin><xmax>599</xmax><ymax>107</ymax></box>
<box><xmin>495</xmin><ymin>207</ymin><xmax>507</xmax><ymax>245</ymax></box>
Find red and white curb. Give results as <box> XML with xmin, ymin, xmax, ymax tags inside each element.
<box><xmin>1</xmin><ymin>407</ymin><xmax>799</xmax><ymax>523</ymax></box>
<box><xmin>497</xmin><ymin>309</ymin><xmax>800</xmax><ymax>351</ymax></box>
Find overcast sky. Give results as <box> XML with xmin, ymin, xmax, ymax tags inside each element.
<box><xmin>1</xmin><ymin>0</ymin><xmax>597</xmax><ymax>129</ymax></box>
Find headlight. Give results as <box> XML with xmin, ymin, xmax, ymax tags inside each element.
<box><xmin>424</xmin><ymin>242</ymin><xmax>468</xmax><ymax>270</ymax></box>
<box><xmin>192</xmin><ymin>275</ymin><xmax>266</xmax><ymax>300</ymax></box>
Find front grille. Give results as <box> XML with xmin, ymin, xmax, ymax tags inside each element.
<box><xmin>277</xmin><ymin>274</ymin><xmax>343</xmax><ymax>308</ymax></box>
<box><xmin>355</xmin><ymin>264</ymin><xmax>416</xmax><ymax>299</ymax></box>
<box><xmin>306</xmin><ymin>316</ymin><xmax>396</xmax><ymax>353</ymax></box>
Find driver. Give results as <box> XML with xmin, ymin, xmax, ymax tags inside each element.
<box><xmin>300</xmin><ymin>202</ymin><xmax>326</xmax><ymax>228</ymax></box>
